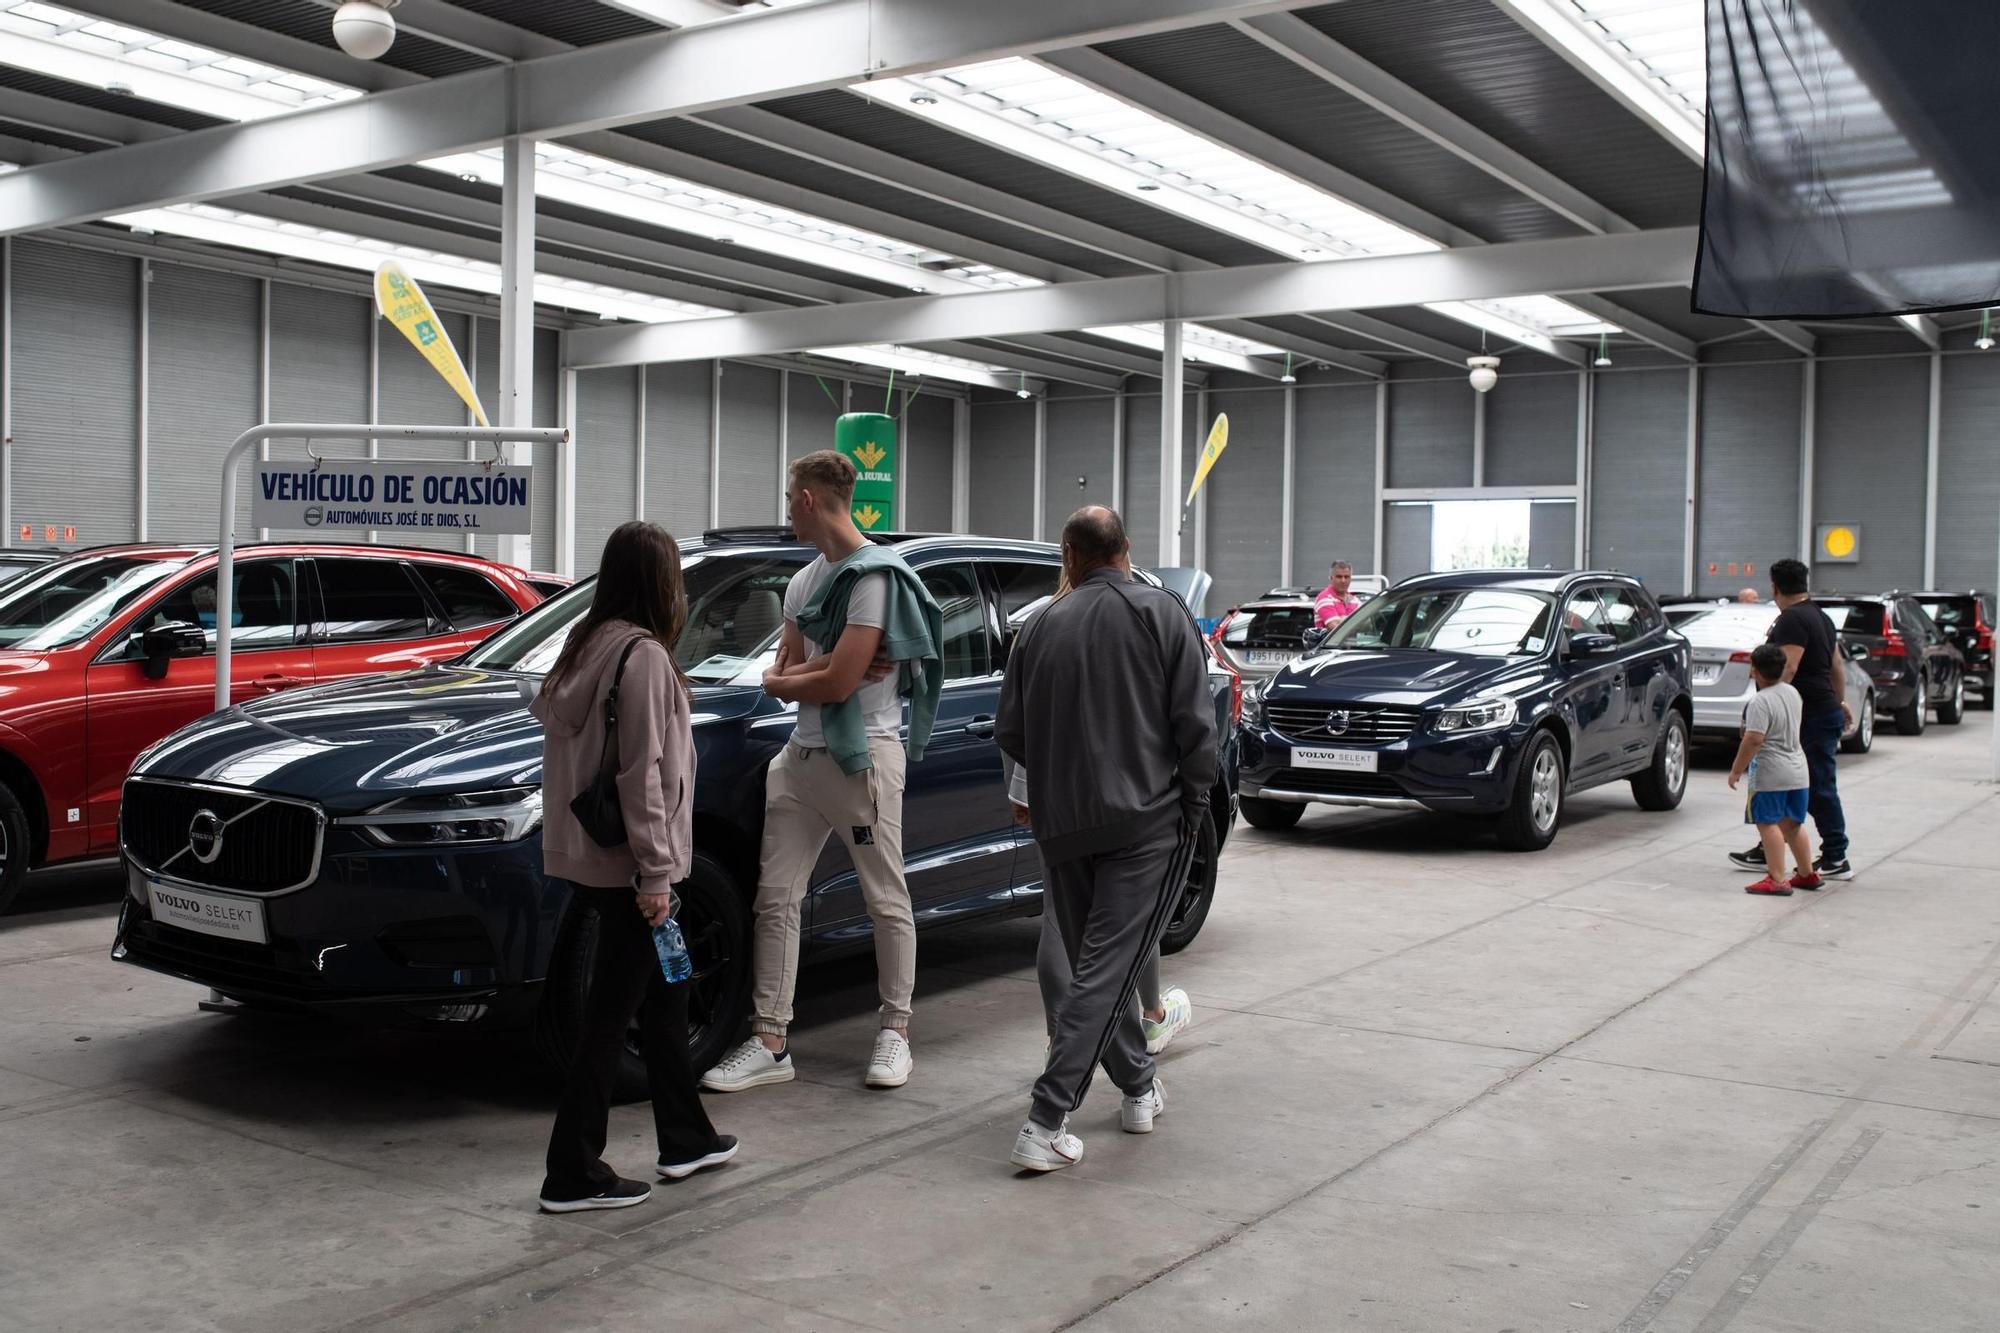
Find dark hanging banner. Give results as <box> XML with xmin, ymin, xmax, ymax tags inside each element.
<box><xmin>1694</xmin><ymin>0</ymin><xmax>2000</xmax><ymax>319</ymax></box>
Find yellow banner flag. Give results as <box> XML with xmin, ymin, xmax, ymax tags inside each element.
<box><xmin>1183</xmin><ymin>413</ymin><xmax>1230</xmax><ymax>510</ymax></box>
<box><xmin>374</xmin><ymin>261</ymin><xmax>488</xmax><ymax>426</ymax></box>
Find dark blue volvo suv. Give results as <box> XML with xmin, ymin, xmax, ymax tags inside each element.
<box><xmin>110</xmin><ymin>531</ymin><xmax>1240</xmax><ymax>1084</ymax></box>
<box><xmin>1236</xmin><ymin>570</ymin><xmax>1690</xmax><ymax>850</ymax></box>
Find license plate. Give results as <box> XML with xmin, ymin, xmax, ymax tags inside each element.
<box><xmin>143</xmin><ymin>873</ymin><xmax>268</xmax><ymax>944</ymax></box>
<box><xmin>1291</xmin><ymin>746</ymin><xmax>1379</xmax><ymax>773</ymax></box>
<box><xmin>1244</xmin><ymin>650</ymin><xmax>1297</xmax><ymax>666</ymax></box>
<box><xmin>1693</xmin><ymin>664</ymin><xmax>1721</xmax><ymax>685</ymax></box>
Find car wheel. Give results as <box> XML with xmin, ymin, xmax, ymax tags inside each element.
<box><xmin>1239</xmin><ymin>796</ymin><xmax>1305</xmax><ymax>831</ymax></box>
<box><xmin>1894</xmin><ymin>677</ymin><xmax>1927</xmax><ymax>736</ymax></box>
<box><xmin>1158</xmin><ymin>815</ymin><xmax>1219</xmax><ymax>956</ymax></box>
<box><xmin>533</xmin><ymin>852</ymin><xmax>751</xmax><ymax>1103</ymax></box>
<box><xmin>1936</xmin><ymin>670</ymin><xmax>1965</xmax><ymax>725</ymax></box>
<box><xmin>0</xmin><ymin>783</ymin><xmax>29</xmax><ymax>917</ymax></box>
<box><xmin>1630</xmin><ymin>711</ymin><xmax>1689</xmax><ymax>811</ymax></box>
<box><xmin>1496</xmin><ymin>731</ymin><xmax>1564</xmax><ymax>852</ymax></box>
<box><xmin>1842</xmin><ymin>694</ymin><xmax>1875</xmax><ymax>754</ymax></box>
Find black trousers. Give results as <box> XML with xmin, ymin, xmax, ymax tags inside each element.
<box><xmin>543</xmin><ymin>885</ymin><xmax>720</xmax><ymax>1200</ymax></box>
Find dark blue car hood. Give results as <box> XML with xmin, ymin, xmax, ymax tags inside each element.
<box><xmin>129</xmin><ymin>666</ymin><xmax>766</xmax><ymax>810</ymax></box>
<box><xmin>1265</xmin><ymin>647</ymin><xmax>1538</xmax><ymax>706</ymax></box>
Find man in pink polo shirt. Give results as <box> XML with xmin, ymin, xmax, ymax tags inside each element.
<box><xmin>1315</xmin><ymin>560</ymin><xmax>1362</xmax><ymax>630</ymax></box>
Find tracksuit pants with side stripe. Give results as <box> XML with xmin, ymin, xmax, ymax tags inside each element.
<box><xmin>1029</xmin><ymin>816</ymin><xmax>1197</xmax><ymax>1132</ymax></box>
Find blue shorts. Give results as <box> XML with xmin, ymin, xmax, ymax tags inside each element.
<box><xmin>1749</xmin><ymin>788</ymin><xmax>1810</xmax><ymax>826</ymax></box>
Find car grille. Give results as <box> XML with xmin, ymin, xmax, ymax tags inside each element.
<box><xmin>1268</xmin><ymin>702</ymin><xmax>1423</xmax><ymax>744</ymax></box>
<box><xmin>1270</xmin><ymin>769</ymin><xmax>1408</xmax><ymax>798</ymax></box>
<box><xmin>123</xmin><ymin>916</ymin><xmax>319</xmax><ymax>999</ymax></box>
<box><xmin>122</xmin><ymin>778</ymin><xmax>325</xmax><ymax>895</ymax></box>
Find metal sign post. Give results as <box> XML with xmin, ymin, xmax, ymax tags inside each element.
<box><xmin>213</xmin><ymin>422</ymin><xmax>570</xmax><ymax>711</ymax></box>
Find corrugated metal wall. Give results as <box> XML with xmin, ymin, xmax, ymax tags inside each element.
<box><xmin>1202</xmin><ymin>380</ymin><xmax>1285</xmax><ymax>611</ymax></box>
<box><xmin>1384</xmin><ymin>502</ymin><xmax>1433</xmax><ymax>580</ymax></box>
<box><xmin>1387</xmin><ymin>375</ymin><xmax>1473</xmax><ymax>488</ymax></box>
<box><xmin>1292</xmin><ymin>381</ymin><xmax>1377</xmax><ymax>580</ymax></box>
<box><xmin>1042</xmin><ymin>393</ymin><xmax>1114</xmax><ymax>545</ymax></box>
<box><xmin>1527</xmin><ymin>499</ymin><xmax>1576</xmax><ymax>570</ymax></box>
<box><xmin>969</xmin><ymin>396</ymin><xmax>1035</xmax><ymax>538</ymax></box>
<box><xmin>1589</xmin><ymin>369</ymin><xmax>1688</xmax><ymax>593</ymax></box>
<box><xmin>532</xmin><ymin>327</ymin><xmax>560</xmax><ymax>568</ymax></box>
<box><xmin>147</xmin><ymin>262</ymin><xmax>261</xmax><ymax>543</ymax></box>
<box><xmin>375</xmin><ymin>305</ymin><xmax>472</xmax><ymax>552</ymax></box>
<box><xmin>716</xmin><ymin>364</ymin><xmax>780</xmax><ymax>528</ymax></box>
<box><xmin>786</xmin><ymin>371</ymin><xmax>843</xmax><ymax>467</ymax></box>
<box><xmin>10</xmin><ymin>243</ymin><xmax>140</xmax><ymax>546</ymax></box>
<box><xmin>1813</xmin><ymin>357</ymin><xmax>1928</xmax><ymax>592</ymax></box>
<box><xmin>1936</xmin><ymin>354</ymin><xmax>2000</xmax><ymax>591</ymax></box>
<box><xmin>1484</xmin><ymin>372</ymin><xmax>1577</xmax><ymax>486</ymax></box>
<box><xmin>905</xmin><ymin>391</ymin><xmax>954</xmax><ymax>532</ymax></box>
<box><xmin>575</xmin><ymin>367</ymin><xmax>638</xmax><ymax>568</ymax></box>
<box><xmin>1696</xmin><ymin>362</ymin><xmax>1802</xmax><ymax>596</ymax></box>
<box><xmin>1122</xmin><ymin>392</ymin><xmax>1163</xmax><ymax>561</ymax></box>
<box><xmin>645</xmin><ymin>361</ymin><xmax>712</xmax><ymax>538</ymax></box>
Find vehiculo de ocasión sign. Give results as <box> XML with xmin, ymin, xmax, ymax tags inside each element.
<box><xmin>252</xmin><ymin>459</ymin><xmax>532</xmax><ymax>536</ymax></box>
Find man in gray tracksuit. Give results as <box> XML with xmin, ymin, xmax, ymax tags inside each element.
<box><xmin>996</xmin><ymin>505</ymin><xmax>1219</xmax><ymax>1172</ymax></box>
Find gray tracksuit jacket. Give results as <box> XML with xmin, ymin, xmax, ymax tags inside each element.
<box><xmin>996</xmin><ymin>565</ymin><xmax>1219</xmax><ymax>866</ymax></box>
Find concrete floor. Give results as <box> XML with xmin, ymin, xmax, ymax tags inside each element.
<box><xmin>4</xmin><ymin>725</ymin><xmax>1998</xmax><ymax>1333</ymax></box>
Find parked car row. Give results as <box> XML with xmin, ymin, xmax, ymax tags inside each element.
<box><xmin>102</xmin><ymin>531</ymin><xmax>1240</xmax><ymax>1083</ymax></box>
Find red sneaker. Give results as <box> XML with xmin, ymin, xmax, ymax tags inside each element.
<box><xmin>1744</xmin><ymin>876</ymin><xmax>1794</xmax><ymax>896</ymax></box>
<box><xmin>1789</xmin><ymin>871</ymin><xmax>1824</xmax><ymax>892</ymax></box>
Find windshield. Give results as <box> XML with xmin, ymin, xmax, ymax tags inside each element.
<box><xmin>0</xmin><ymin>556</ymin><xmax>187</xmax><ymax>650</ymax></box>
<box><xmin>465</xmin><ymin>551</ymin><xmax>811</xmax><ymax>682</ymax></box>
<box><xmin>1328</xmin><ymin>586</ymin><xmax>1556</xmax><ymax>657</ymax></box>
<box><xmin>1675</xmin><ymin>605</ymin><xmax>1779</xmax><ymax>648</ymax></box>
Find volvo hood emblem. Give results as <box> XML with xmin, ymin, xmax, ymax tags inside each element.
<box><xmin>187</xmin><ymin>809</ymin><xmax>226</xmax><ymax>864</ymax></box>
<box><xmin>1325</xmin><ymin>710</ymin><xmax>1351</xmax><ymax>736</ymax></box>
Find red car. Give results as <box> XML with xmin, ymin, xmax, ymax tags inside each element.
<box><xmin>0</xmin><ymin>543</ymin><xmax>546</xmax><ymax>913</ymax></box>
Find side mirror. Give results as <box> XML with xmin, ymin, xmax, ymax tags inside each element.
<box><xmin>1566</xmin><ymin>632</ymin><xmax>1619</xmax><ymax>659</ymax></box>
<box><xmin>139</xmin><ymin>622</ymin><xmax>208</xmax><ymax>680</ymax></box>
<box><xmin>1300</xmin><ymin>626</ymin><xmax>1330</xmax><ymax>651</ymax></box>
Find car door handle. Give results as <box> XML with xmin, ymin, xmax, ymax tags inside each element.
<box><xmin>965</xmin><ymin>715</ymin><xmax>996</xmax><ymax>739</ymax></box>
<box><xmin>253</xmin><ymin>674</ymin><xmax>306</xmax><ymax>692</ymax></box>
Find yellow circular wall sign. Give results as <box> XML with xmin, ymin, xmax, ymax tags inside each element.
<box><xmin>1822</xmin><ymin>525</ymin><xmax>1857</xmax><ymax>558</ymax></box>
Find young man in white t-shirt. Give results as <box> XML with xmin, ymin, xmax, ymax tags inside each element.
<box><xmin>701</xmin><ymin>451</ymin><xmax>919</xmax><ymax>1093</ymax></box>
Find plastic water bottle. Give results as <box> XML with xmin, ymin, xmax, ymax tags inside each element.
<box><xmin>652</xmin><ymin>919</ymin><xmax>693</xmax><ymax>984</ymax></box>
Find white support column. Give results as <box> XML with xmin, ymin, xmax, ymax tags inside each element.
<box><xmin>634</xmin><ymin>366</ymin><xmax>647</xmax><ymax>521</ymax></box>
<box><xmin>462</xmin><ymin>316</ymin><xmax>479</xmax><ymax>553</ymax></box>
<box><xmin>1924</xmin><ymin>351</ymin><xmax>1942</xmax><ymax>588</ymax></box>
<box><xmin>556</xmin><ymin>361</ymin><xmax>577</xmax><ymax>576</ymax></box>
<box><xmin>496</xmin><ymin>134</ymin><xmax>536</xmax><ymax>568</ymax></box>
<box><xmin>1798</xmin><ymin>355</ymin><xmax>1817</xmax><ymax>563</ymax></box>
<box><xmin>136</xmin><ymin>257</ymin><xmax>149</xmax><ymax>542</ymax></box>
<box><xmin>952</xmin><ymin>395</ymin><xmax>970</xmax><ymax>534</ymax></box>
<box><xmin>1684</xmin><ymin>365</ymin><xmax>1700</xmax><ymax>592</ymax></box>
<box><xmin>1372</xmin><ymin>379</ymin><xmax>1387</xmax><ymax>576</ymax></box>
<box><xmin>1110</xmin><ymin>389</ymin><xmax>1125</xmax><ymax>517</ymax></box>
<box><xmin>1031</xmin><ymin>393</ymin><xmax>1047</xmax><ymax>542</ymax></box>
<box><xmin>1471</xmin><ymin>385</ymin><xmax>1487</xmax><ymax>488</ymax></box>
<box><xmin>1158</xmin><ymin>319</ymin><xmax>1185</xmax><ymax>568</ymax></box>
<box><xmin>0</xmin><ymin>237</ymin><xmax>9</xmax><ymax>548</ymax></box>
<box><xmin>367</xmin><ymin>310</ymin><xmax>381</xmax><ymax>544</ymax></box>
<box><xmin>1280</xmin><ymin>382</ymin><xmax>1296</xmax><ymax>586</ymax></box>
<box><xmin>777</xmin><ymin>369</ymin><xmax>790</xmax><ymax>523</ymax></box>
<box><xmin>708</xmin><ymin>360</ymin><xmax>722</xmax><ymax>529</ymax></box>
<box><xmin>257</xmin><ymin>279</ymin><xmax>272</xmax><ymax>541</ymax></box>
<box><xmin>1574</xmin><ymin>370</ymin><xmax>1589</xmax><ymax>566</ymax></box>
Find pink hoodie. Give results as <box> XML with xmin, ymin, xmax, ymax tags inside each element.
<box><xmin>531</xmin><ymin>620</ymin><xmax>694</xmax><ymax>894</ymax></box>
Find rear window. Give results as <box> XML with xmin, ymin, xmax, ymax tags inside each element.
<box><xmin>1917</xmin><ymin>596</ymin><xmax>1976</xmax><ymax>630</ymax></box>
<box><xmin>1225</xmin><ymin>604</ymin><xmax>1316</xmax><ymax>648</ymax></box>
<box><xmin>417</xmin><ymin>564</ymin><xmax>518</xmax><ymax>629</ymax></box>
<box><xmin>1820</xmin><ymin>602</ymin><xmax>1885</xmax><ymax>635</ymax></box>
<box><xmin>1676</xmin><ymin>605</ymin><xmax>1778</xmax><ymax>649</ymax></box>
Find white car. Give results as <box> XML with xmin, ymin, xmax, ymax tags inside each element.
<box><xmin>1678</xmin><ymin>602</ymin><xmax>1874</xmax><ymax>754</ymax></box>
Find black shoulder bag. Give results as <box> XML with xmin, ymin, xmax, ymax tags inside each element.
<box><xmin>569</xmin><ymin>636</ymin><xmax>647</xmax><ymax>848</ymax></box>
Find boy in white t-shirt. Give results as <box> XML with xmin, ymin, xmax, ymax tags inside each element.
<box><xmin>1728</xmin><ymin>643</ymin><xmax>1821</xmax><ymax>896</ymax></box>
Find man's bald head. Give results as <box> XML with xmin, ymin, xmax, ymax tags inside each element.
<box><xmin>1061</xmin><ymin>506</ymin><xmax>1128</xmax><ymax>575</ymax></box>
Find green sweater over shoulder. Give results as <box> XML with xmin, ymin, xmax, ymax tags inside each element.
<box><xmin>795</xmin><ymin>544</ymin><xmax>944</xmax><ymax>775</ymax></box>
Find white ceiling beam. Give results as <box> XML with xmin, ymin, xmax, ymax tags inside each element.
<box><xmin>0</xmin><ymin>0</ymin><xmax>1323</xmax><ymax>235</ymax></box>
<box><xmin>992</xmin><ymin>334</ymin><xmax>1211</xmax><ymax>385</ymax></box>
<box><xmin>1751</xmin><ymin>320</ymin><xmax>1818</xmax><ymax>355</ymax></box>
<box><xmin>0</xmin><ymin>84</ymin><xmax>177</xmax><ymax>144</ymax></box>
<box><xmin>1898</xmin><ymin>313</ymin><xmax>1942</xmax><ymax>349</ymax></box>
<box><xmin>57</xmin><ymin>0</ymin><xmax>422</xmax><ymax>90</ymax></box>
<box><xmin>793</xmin><ymin>350</ymin><xmax>1044</xmax><ymax>396</ymax></box>
<box><xmin>1202</xmin><ymin>320</ymin><xmax>1386</xmax><ymax>378</ymax></box>
<box><xmin>918</xmin><ymin>341</ymin><xmax>1123</xmax><ymax>391</ymax></box>
<box><xmin>565</xmin><ymin>225</ymin><xmax>1700</xmax><ymax>367</ymax></box>
<box><xmin>1300</xmin><ymin>312</ymin><xmax>1472</xmax><ymax>366</ymax></box>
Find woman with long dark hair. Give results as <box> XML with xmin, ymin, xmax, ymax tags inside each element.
<box><xmin>533</xmin><ymin>521</ymin><xmax>736</xmax><ymax>1213</ymax></box>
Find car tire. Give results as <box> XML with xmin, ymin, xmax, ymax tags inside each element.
<box><xmin>1841</xmin><ymin>694</ymin><xmax>1875</xmax><ymax>754</ymax></box>
<box><xmin>1630</xmin><ymin>711</ymin><xmax>1689</xmax><ymax>812</ymax></box>
<box><xmin>1496</xmin><ymin>731</ymin><xmax>1564</xmax><ymax>852</ymax></box>
<box><xmin>1158</xmin><ymin>815</ymin><xmax>1219</xmax><ymax>956</ymax></box>
<box><xmin>0</xmin><ymin>782</ymin><xmax>30</xmax><ymax>917</ymax></box>
<box><xmin>533</xmin><ymin>852</ymin><xmax>751</xmax><ymax>1103</ymax></box>
<box><xmin>1238</xmin><ymin>796</ymin><xmax>1304</xmax><ymax>831</ymax></box>
<box><xmin>1894</xmin><ymin>678</ymin><xmax>1927</xmax><ymax>736</ymax></box>
<box><xmin>1935</xmin><ymin>671</ymin><xmax>1965</xmax><ymax>726</ymax></box>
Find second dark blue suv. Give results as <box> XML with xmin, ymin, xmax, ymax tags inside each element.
<box><xmin>1237</xmin><ymin>570</ymin><xmax>1690</xmax><ymax>850</ymax></box>
<box><xmin>109</xmin><ymin>531</ymin><xmax>1240</xmax><ymax>1087</ymax></box>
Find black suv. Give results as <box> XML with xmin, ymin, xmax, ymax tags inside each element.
<box><xmin>1907</xmin><ymin>591</ymin><xmax>1992</xmax><ymax>711</ymax></box>
<box><xmin>110</xmin><ymin>531</ymin><xmax>1240</xmax><ymax>1083</ymax></box>
<box><xmin>1237</xmin><ymin>571</ymin><xmax>1691</xmax><ymax>851</ymax></box>
<box><xmin>1818</xmin><ymin>593</ymin><xmax>1965</xmax><ymax>734</ymax></box>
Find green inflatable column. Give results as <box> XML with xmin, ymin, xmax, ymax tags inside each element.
<box><xmin>834</xmin><ymin>412</ymin><xmax>897</xmax><ymax>533</ymax></box>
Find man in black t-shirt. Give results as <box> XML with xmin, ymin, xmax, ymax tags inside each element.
<box><xmin>1728</xmin><ymin>559</ymin><xmax>1852</xmax><ymax>878</ymax></box>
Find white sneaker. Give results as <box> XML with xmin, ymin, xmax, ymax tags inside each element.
<box><xmin>866</xmin><ymin>1028</ymin><xmax>913</xmax><ymax>1088</ymax></box>
<box><xmin>1121</xmin><ymin>1077</ymin><xmax>1166</xmax><ymax>1134</ymax></box>
<box><xmin>1010</xmin><ymin>1118</ymin><xmax>1085</xmax><ymax>1173</ymax></box>
<box><xmin>1142</xmin><ymin>987</ymin><xmax>1193</xmax><ymax>1055</ymax></box>
<box><xmin>700</xmin><ymin>1038</ymin><xmax>794</xmax><ymax>1093</ymax></box>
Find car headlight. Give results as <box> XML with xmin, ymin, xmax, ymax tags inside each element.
<box><xmin>339</xmin><ymin>786</ymin><xmax>543</xmax><ymax>847</ymax></box>
<box><xmin>1242</xmin><ymin>678</ymin><xmax>1270</xmax><ymax>728</ymax></box>
<box><xmin>1435</xmin><ymin>697</ymin><xmax>1517</xmax><ymax>734</ymax></box>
